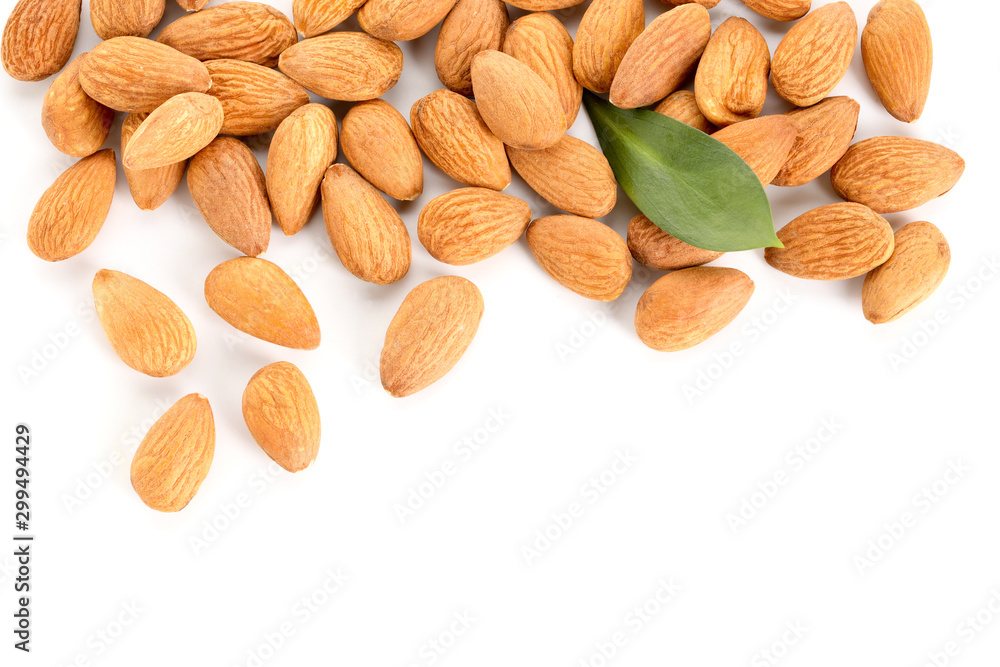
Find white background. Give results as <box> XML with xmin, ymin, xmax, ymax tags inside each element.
<box><xmin>2</xmin><ymin>0</ymin><xmax>999</xmax><ymax>665</ymax></box>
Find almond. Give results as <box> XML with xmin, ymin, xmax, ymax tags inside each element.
<box><xmin>694</xmin><ymin>17</ymin><xmax>770</xmax><ymax>128</ymax></box>
<box><xmin>92</xmin><ymin>269</ymin><xmax>197</xmax><ymax>377</ymax></box>
<box><xmin>176</xmin><ymin>0</ymin><xmax>208</xmax><ymax>10</ymax></box>
<box><xmin>90</xmin><ymin>0</ymin><xmax>164</xmax><ymax>39</ymax></box>
<box><xmin>341</xmin><ymin>99</ymin><xmax>423</xmax><ymax>201</ymax></box>
<box><xmin>294</xmin><ymin>0</ymin><xmax>366</xmax><ymax>38</ymax></box>
<box><xmin>1</xmin><ymin>0</ymin><xmax>79</xmax><ymax>81</ymax></box>
<box><xmin>266</xmin><ymin>103</ymin><xmax>338</xmax><ymax>236</ymax></box>
<box><xmin>27</xmin><ymin>149</ymin><xmax>116</xmax><ymax>262</ymax></box>
<box><xmin>204</xmin><ymin>257</ymin><xmax>321</xmax><ymax>350</ymax></box>
<box><xmin>278</xmin><ymin>32</ymin><xmax>403</xmax><ymax>101</ymax></box>
<box><xmin>410</xmin><ymin>89</ymin><xmax>510</xmax><ymax>190</ymax></box>
<box><xmin>772</xmin><ymin>96</ymin><xmax>859</xmax><ymax>188</ymax></box>
<box><xmin>242</xmin><ymin>362</ymin><xmax>321</xmax><ymax>472</ymax></box>
<box><xmin>358</xmin><ymin>0</ymin><xmax>458</xmax><ymax>41</ymax></box>
<box><xmin>122</xmin><ymin>112</ymin><xmax>186</xmax><ymax>211</ymax></box>
<box><xmin>862</xmin><ymin>221</ymin><xmax>950</xmax><ymax>324</ymax></box>
<box><xmin>739</xmin><ymin>0</ymin><xmax>810</xmax><ymax>21</ymax></box>
<box><xmin>765</xmin><ymin>202</ymin><xmax>894</xmax><ymax>280</ymax></box>
<box><xmin>663</xmin><ymin>0</ymin><xmax>720</xmax><ymax>7</ymax></box>
<box><xmin>609</xmin><ymin>4</ymin><xmax>711</xmax><ymax>110</ymax></box>
<box><xmin>526</xmin><ymin>215</ymin><xmax>632</xmax><ymax>302</ymax></box>
<box><xmin>418</xmin><ymin>188</ymin><xmax>531</xmax><ymax>265</ymax></box>
<box><xmin>122</xmin><ymin>92</ymin><xmax>223</xmax><ymax>170</ymax></box>
<box><xmin>627</xmin><ymin>214</ymin><xmax>724</xmax><ymax>271</ymax></box>
<box><xmin>503</xmin><ymin>12</ymin><xmax>581</xmax><ymax>127</ymax></box>
<box><xmin>435</xmin><ymin>0</ymin><xmax>508</xmax><ymax>97</ymax></box>
<box><xmin>862</xmin><ymin>0</ymin><xmax>933</xmax><ymax>123</ymax></box>
<box><xmin>712</xmin><ymin>115</ymin><xmax>797</xmax><ymax>185</ymax></box>
<box><xmin>320</xmin><ymin>164</ymin><xmax>411</xmax><ymax>285</ymax></box>
<box><xmin>771</xmin><ymin>2</ymin><xmax>857</xmax><ymax>107</ymax></box>
<box><xmin>131</xmin><ymin>393</ymin><xmax>214</xmax><ymax>513</ymax></box>
<box><xmin>653</xmin><ymin>90</ymin><xmax>716</xmax><ymax>134</ymax></box>
<box><xmin>380</xmin><ymin>276</ymin><xmax>484</xmax><ymax>398</ymax></box>
<box><xmin>187</xmin><ymin>136</ymin><xmax>271</xmax><ymax>257</ymax></box>
<box><xmin>505</xmin><ymin>0</ymin><xmax>585</xmax><ymax>9</ymax></box>
<box><xmin>830</xmin><ymin>136</ymin><xmax>965</xmax><ymax>214</ymax></box>
<box><xmin>205</xmin><ymin>59</ymin><xmax>310</xmax><ymax>136</ymax></box>
<box><xmin>572</xmin><ymin>0</ymin><xmax>644</xmax><ymax>94</ymax></box>
<box><xmin>41</xmin><ymin>54</ymin><xmax>114</xmax><ymax>158</ymax></box>
<box><xmin>507</xmin><ymin>135</ymin><xmax>616</xmax><ymax>219</ymax></box>
<box><xmin>78</xmin><ymin>36</ymin><xmax>211</xmax><ymax>113</ymax></box>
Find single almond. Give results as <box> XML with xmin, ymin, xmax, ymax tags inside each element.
<box><xmin>862</xmin><ymin>0</ymin><xmax>933</xmax><ymax>123</ymax></box>
<box><xmin>358</xmin><ymin>0</ymin><xmax>458</xmax><ymax>41</ymax></box>
<box><xmin>122</xmin><ymin>112</ymin><xmax>186</xmax><ymax>211</ymax></box>
<box><xmin>380</xmin><ymin>276</ymin><xmax>484</xmax><ymax>398</ymax></box>
<box><xmin>294</xmin><ymin>0</ymin><xmax>366</xmax><ymax>38</ymax></box>
<box><xmin>694</xmin><ymin>17</ymin><xmax>770</xmax><ymax>128</ymax></box>
<box><xmin>572</xmin><ymin>0</ymin><xmax>644</xmax><ymax>94</ymax></box>
<box><xmin>41</xmin><ymin>54</ymin><xmax>114</xmax><ymax>157</ymax></box>
<box><xmin>771</xmin><ymin>2</ymin><xmax>858</xmax><ymax>107</ymax></box>
<box><xmin>862</xmin><ymin>221</ymin><xmax>950</xmax><ymax>324</ymax></box>
<box><xmin>712</xmin><ymin>115</ymin><xmax>797</xmax><ymax>185</ymax></box>
<box><xmin>663</xmin><ymin>0</ymin><xmax>720</xmax><ymax>8</ymax></box>
<box><xmin>653</xmin><ymin>90</ymin><xmax>716</xmax><ymax>134</ymax></box>
<box><xmin>505</xmin><ymin>0</ymin><xmax>585</xmax><ymax>9</ymax></box>
<box><xmin>503</xmin><ymin>12</ymin><xmax>582</xmax><ymax>128</ymax></box>
<box><xmin>176</xmin><ymin>0</ymin><xmax>208</xmax><ymax>10</ymax></box>
<box><xmin>205</xmin><ymin>59</ymin><xmax>310</xmax><ymax>136</ymax></box>
<box><xmin>2</xmin><ymin>0</ymin><xmax>80</xmax><ymax>81</ymax></box>
<box><xmin>90</xmin><ymin>0</ymin><xmax>164</xmax><ymax>39</ymax></box>
<box><xmin>435</xmin><ymin>0</ymin><xmax>508</xmax><ymax>97</ymax></box>
<box><xmin>27</xmin><ymin>149</ymin><xmax>116</xmax><ymax>262</ymax></box>
<box><xmin>122</xmin><ymin>92</ymin><xmax>224</xmax><ymax>170</ymax></box>
<box><xmin>507</xmin><ymin>135</ymin><xmax>616</xmax><ymax>219</ymax></box>
<box><xmin>278</xmin><ymin>32</ymin><xmax>403</xmax><ymax>101</ymax></box>
<box><xmin>772</xmin><ymin>96</ymin><xmax>860</xmax><ymax>188</ymax></box>
<box><xmin>627</xmin><ymin>214</ymin><xmax>724</xmax><ymax>271</ymax></box>
<box><xmin>418</xmin><ymin>188</ymin><xmax>531</xmax><ymax>265</ymax></box>
<box><xmin>341</xmin><ymin>99</ymin><xmax>423</xmax><ymax>201</ymax></box>
<box><xmin>242</xmin><ymin>362</ymin><xmax>321</xmax><ymax>472</ymax></box>
<box><xmin>739</xmin><ymin>0</ymin><xmax>810</xmax><ymax>21</ymax></box>
<box><xmin>92</xmin><ymin>269</ymin><xmax>197</xmax><ymax>377</ymax></box>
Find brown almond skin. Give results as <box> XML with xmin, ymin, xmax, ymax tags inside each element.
<box><xmin>2</xmin><ymin>0</ymin><xmax>80</xmax><ymax>81</ymax></box>
<box><xmin>380</xmin><ymin>276</ymin><xmax>484</xmax><ymax>398</ymax></box>
<box><xmin>205</xmin><ymin>59</ymin><xmax>310</xmax><ymax>136</ymax></box>
<box><xmin>740</xmin><ymin>0</ymin><xmax>810</xmax><ymax>21</ymax></box>
<box><xmin>771</xmin><ymin>2</ymin><xmax>858</xmax><ymax>107</ymax></box>
<box><xmin>294</xmin><ymin>0</ymin><xmax>366</xmax><ymax>38</ymax></box>
<box><xmin>176</xmin><ymin>0</ymin><xmax>208</xmax><ymax>9</ymax></box>
<box><xmin>773</xmin><ymin>96</ymin><xmax>860</xmax><ymax>188</ymax></box>
<box><xmin>862</xmin><ymin>0</ymin><xmax>933</xmax><ymax>123</ymax></box>
<box><xmin>242</xmin><ymin>362</ymin><xmax>321</xmax><ymax>472</ymax></box>
<box><xmin>410</xmin><ymin>89</ymin><xmax>511</xmax><ymax>191</ymax></box>
<box><xmin>123</xmin><ymin>92</ymin><xmax>224</xmax><ymax>170</ymax></box>
<box><xmin>654</xmin><ymin>90</ymin><xmax>716</xmax><ymax>134</ymax></box>
<box><xmin>862</xmin><ymin>221</ymin><xmax>950</xmax><ymax>324</ymax></box>
<box><xmin>188</xmin><ymin>137</ymin><xmax>271</xmax><ymax>257</ymax></box>
<box><xmin>358</xmin><ymin>0</ymin><xmax>458</xmax><ymax>41</ymax></box>
<box><xmin>418</xmin><ymin>188</ymin><xmax>531</xmax><ymax>265</ymax></box>
<box><xmin>506</xmin><ymin>0</ymin><xmax>585</xmax><ymax>9</ymax></box>
<box><xmin>765</xmin><ymin>203</ymin><xmax>894</xmax><ymax>280</ymax></box>
<box><xmin>122</xmin><ymin>112</ymin><xmax>186</xmax><ymax>211</ymax></box>
<box><xmin>712</xmin><ymin>115</ymin><xmax>797</xmax><ymax>186</ymax></box>
<box><xmin>573</xmin><ymin>0</ymin><xmax>644</xmax><ymax>94</ymax></box>
<box><xmin>435</xmin><ymin>0</ymin><xmax>508</xmax><ymax>97</ymax></box>
<box><xmin>321</xmin><ymin>164</ymin><xmax>411</xmax><ymax>285</ymax></box>
<box><xmin>92</xmin><ymin>269</ymin><xmax>197</xmax><ymax>377</ymax></box>
<box><xmin>278</xmin><ymin>32</ymin><xmax>403</xmax><ymax>101</ymax></box>
<box><xmin>694</xmin><ymin>17</ymin><xmax>770</xmax><ymax>128</ymax></box>
<box><xmin>609</xmin><ymin>4</ymin><xmax>711</xmax><ymax>110</ymax></box>
<box><xmin>627</xmin><ymin>214</ymin><xmax>724</xmax><ymax>271</ymax></box>
<box><xmin>341</xmin><ymin>99</ymin><xmax>423</xmax><ymax>201</ymax></box>
<box><xmin>507</xmin><ymin>135</ymin><xmax>616</xmax><ymax>219</ymax></box>
<box><xmin>205</xmin><ymin>257</ymin><xmax>321</xmax><ymax>350</ymax></box>
<box><xmin>131</xmin><ymin>394</ymin><xmax>214</xmax><ymax>513</ymax></box>
<box><xmin>41</xmin><ymin>54</ymin><xmax>114</xmax><ymax>158</ymax></box>
<box><xmin>90</xmin><ymin>0</ymin><xmax>164</xmax><ymax>39</ymax></box>
<box><xmin>156</xmin><ymin>2</ymin><xmax>297</xmax><ymax>68</ymax></box>
<box><xmin>831</xmin><ymin>136</ymin><xmax>965</xmax><ymax>214</ymax></box>
<box><xmin>526</xmin><ymin>215</ymin><xmax>632</xmax><ymax>302</ymax></box>
<box><xmin>635</xmin><ymin>267</ymin><xmax>754</xmax><ymax>352</ymax></box>
<box><xmin>266</xmin><ymin>103</ymin><xmax>338</xmax><ymax>236</ymax></box>
<box><xmin>27</xmin><ymin>149</ymin><xmax>116</xmax><ymax>262</ymax></box>
<box><xmin>503</xmin><ymin>12</ymin><xmax>582</xmax><ymax>128</ymax></box>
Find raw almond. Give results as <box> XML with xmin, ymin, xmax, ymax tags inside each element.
<box><xmin>122</xmin><ymin>92</ymin><xmax>223</xmax><ymax>170</ymax></box>
<box><xmin>435</xmin><ymin>0</ymin><xmax>508</xmax><ymax>97</ymax></box>
<box><xmin>609</xmin><ymin>4</ymin><xmax>711</xmax><ymax>110</ymax></box>
<box><xmin>694</xmin><ymin>17</ymin><xmax>770</xmax><ymax>128</ymax></box>
<box><xmin>653</xmin><ymin>90</ymin><xmax>716</xmax><ymax>134</ymax></box>
<box><xmin>90</xmin><ymin>0</ymin><xmax>164</xmax><ymax>39</ymax></box>
<box><xmin>712</xmin><ymin>115</ymin><xmax>797</xmax><ymax>185</ymax></box>
<box><xmin>765</xmin><ymin>202</ymin><xmax>894</xmax><ymax>280</ymax></box>
<box><xmin>505</xmin><ymin>0</ymin><xmax>585</xmax><ymax>9</ymax></box>
<box><xmin>122</xmin><ymin>112</ymin><xmax>186</xmax><ymax>211</ymax></box>
<box><xmin>526</xmin><ymin>215</ymin><xmax>632</xmax><ymax>302</ymax></box>
<box><xmin>205</xmin><ymin>60</ymin><xmax>309</xmax><ymax>136</ymax></box>
<box><xmin>92</xmin><ymin>269</ymin><xmax>197</xmax><ymax>377</ymax></box>
<box><xmin>572</xmin><ymin>0</ymin><xmax>644</xmax><ymax>94</ymax></box>
<box><xmin>358</xmin><ymin>0</ymin><xmax>458</xmax><ymax>41</ymax></box>
<box><xmin>830</xmin><ymin>136</ymin><xmax>965</xmax><ymax>214</ymax></box>
<box><xmin>294</xmin><ymin>0</ymin><xmax>366</xmax><ymax>38</ymax></box>
<box><xmin>341</xmin><ymin>99</ymin><xmax>423</xmax><ymax>201</ymax></box>
<box><xmin>187</xmin><ymin>136</ymin><xmax>271</xmax><ymax>257</ymax></box>
<box><xmin>739</xmin><ymin>0</ymin><xmax>810</xmax><ymax>21</ymax></box>
<box><xmin>418</xmin><ymin>188</ymin><xmax>531</xmax><ymax>265</ymax></box>
<box><xmin>204</xmin><ymin>257</ymin><xmax>321</xmax><ymax>350</ymax></box>
<box><xmin>242</xmin><ymin>362</ymin><xmax>321</xmax><ymax>472</ymax></box>
<box><xmin>176</xmin><ymin>0</ymin><xmax>208</xmax><ymax>10</ymax></box>
<box><xmin>27</xmin><ymin>149</ymin><xmax>116</xmax><ymax>262</ymax></box>
<box><xmin>862</xmin><ymin>221</ymin><xmax>950</xmax><ymax>324</ymax></box>
<box><xmin>862</xmin><ymin>0</ymin><xmax>933</xmax><ymax>123</ymax></box>
<box><xmin>131</xmin><ymin>393</ymin><xmax>214</xmax><ymax>513</ymax></box>
<box><xmin>278</xmin><ymin>32</ymin><xmax>403</xmax><ymax>101</ymax></box>
<box><xmin>627</xmin><ymin>214</ymin><xmax>724</xmax><ymax>271</ymax></box>
<box><xmin>663</xmin><ymin>0</ymin><xmax>720</xmax><ymax>7</ymax></box>
<box><xmin>41</xmin><ymin>54</ymin><xmax>114</xmax><ymax>157</ymax></box>
<box><xmin>380</xmin><ymin>276</ymin><xmax>484</xmax><ymax>398</ymax></box>
<box><xmin>321</xmin><ymin>164</ymin><xmax>411</xmax><ymax>285</ymax></box>
<box><xmin>1</xmin><ymin>0</ymin><xmax>79</xmax><ymax>81</ymax></box>
<box><xmin>507</xmin><ymin>135</ymin><xmax>616</xmax><ymax>219</ymax></box>
<box><xmin>266</xmin><ymin>103</ymin><xmax>338</xmax><ymax>236</ymax></box>
<box><xmin>772</xmin><ymin>96</ymin><xmax>859</xmax><ymax>188</ymax></box>
<box><xmin>503</xmin><ymin>12</ymin><xmax>582</xmax><ymax>127</ymax></box>
<box><xmin>771</xmin><ymin>2</ymin><xmax>857</xmax><ymax>107</ymax></box>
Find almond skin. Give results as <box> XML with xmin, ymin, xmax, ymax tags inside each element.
<box><xmin>205</xmin><ymin>257</ymin><xmax>321</xmax><ymax>350</ymax></box>
<box><xmin>341</xmin><ymin>99</ymin><xmax>423</xmax><ymax>201</ymax></box>
<box><xmin>609</xmin><ymin>4</ymin><xmax>711</xmax><ymax>110</ymax></box>
<box><xmin>740</xmin><ymin>0</ymin><xmax>810</xmax><ymax>21</ymax></box>
<box><xmin>131</xmin><ymin>394</ymin><xmax>214</xmax><ymax>513</ymax></box>
<box><xmin>503</xmin><ymin>12</ymin><xmax>582</xmax><ymax>128</ymax></box>
<box><xmin>694</xmin><ymin>17</ymin><xmax>770</xmax><ymax>128</ymax></box>
<box><xmin>92</xmin><ymin>269</ymin><xmax>197</xmax><ymax>377</ymax></box>
<box><xmin>321</xmin><ymin>164</ymin><xmax>411</xmax><ymax>285</ymax></box>
<box><xmin>506</xmin><ymin>0</ymin><xmax>585</xmax><ymax>9</ymax></box>
<box><xmin>662</xmin><ymin>0</ymin><xmax>720</xmax><ymax>8</ymax></box>
<box><xmin>266</xmin><ymin>103</ymin><xmax>338</xmax><ymax>236</ymax></box>
<box><xmin>27</xmin><ymin>149</ymin><xmax>116</xmax><ymax>262</ymax></box>
<box><xmin>772</xmin><ymin>96</ymin><xmax>860</xmax><ymax>188</ymax></box>
<box><xmin>635</xmin><ymin>267</ymin><xmax>754</xmax><ymax>352</ymax></box>
<box><xmin>862</xmin><ymin>221</ymin><xmax>950</xmax><ymax>324</ymax></box>
<box><xmin>187</xmin><ymin>137</ymin><xmax>271</xmax><ymax>257</ymax></box>
<box><xmin>176</xmin><ymin>0</ymin><xmax>208</xmax><ymax>11</ymax></box>
<box><xmin>122</xmin><ymin>92</ymin><xmax>224</xmax><ymax>170</ymax></box>
<box><xmin>573</xmin><ymin>0</ymin><xmax>644</xmax><ymax>94</ymax></box>
<box><xmin>627</xmin><ymin>214</ymin><xmax>724</xmax><ymax>271</ymax></box>
<box><xmin>358</xmin><ymin>0</ymin><xmax>458</xmax><ymax>41</ymax></box>
<box><xmin>294</xmin><ymin>0</ymin><xmax>366</xmax><ymax>38</ymax></box>
<box><xmin>653</xmin><ymin>90</ymin><xmax>716</xmax><ymax>134</ymax></box>
<box><xmin>765</xmin><ymin>202</ymin><xmax>894</xmax><ymax>280</ymax></box>
<box><xmin>204</xmin><ymin>59</ymin><xmax>310</xmax><ymax>136</ymax></box>
<box><xmin>862</xmin><ymin>0</ymin><xmax>933</xmax><ymax>123</ymax></box>
<box><xmin>2</xmin><ymin>0</ymin><xmax>80</xmax><ymax>81</ymax></box>
<box><xmin>90</xmin><ymin>0</ymin><xmax>164</xmax><ymax>39</ymax></box>
<box><xmin>507</xmin><ymin>135</ymin><xmax>617</xmax><ymax>219</ymax></box>
<box><xmin>122</xmin><ymin>112</ymin><xmax>186</xmax><ymax>211</ymax></box>
<box><xmin>380</xmin><ymin>276</ymin><xmax>484</xmax><ymax>398</ymax></box>
<box><xmin>435</xmin><ymin>0</ymin><xmax>508</xmax><ymax>97</ymax></box>
<box><xmin>830</xmin><ymin>136</ymin><xmax>965</xmax><ymax>214</ymax></box>
<box><xmin>242</xmin><ymin>362</ymin><xmax>321</xmax><ymax>472</ymax></box>
<box><xmin>41</xmin><ymin>54</ymin><xmax>114</xmax><ymax>158</ymax></box>
<box><xmin>410</xmin><ymin>89</ymin><xmax>511</xmax><ymax>191</ymax></box>
<box><xmin>418</xmin><ymin>188</ymin><xmax>531</xmax><ymax>265</ymax></box>
<box><xmin>278</xmin><ymin>32</ymin><xmax>403</xmax><ymax>101</ymax></box>
<box><xmin>712</xmin><ymin>115</ymin><xmax>797</xmax><ymax>186</ymax></box>
<box><xmin>526</xmin><ymin>215</ymin><xmax>632</xmax><ymax>302</ymax></box>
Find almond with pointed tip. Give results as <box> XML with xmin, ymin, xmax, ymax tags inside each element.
<box><xmin>122</xmin><ymin>92</ymin><xmax>223</xmax><ymax>170</ymax></box>
<box><xmin>294</xmin><ymin>0</ymin><xmax>366</xmax><ymax>38</ymax></box>
<box><xmin>653</xmin><ymin>90</ymin><xmax>716</xmax><ymax>134</ymax></box>
<box><xmin>694</xmin><ymin>17</ymin><xmax>770</xmax><ymax>128</ymax></box>
<box><xmin>505</xmin><ymin>0</ymin><xmax>584</xmax><ymax>9</ymax></box>
<box><xmin>341</xmin><ymin>100</ymin><xmax>423</xmax><ymax>201</ymax></box>
<box><xmin>358</xmin><ymin>0</ymin><xmax>458</xmax><ymax>41</ymax></box>
<box><xmin>862</xmin><ymin>221</ymin><xmax>950</xmax><ymax>324</ymax></box>
<box><xmin>507</xmin><ymin>135</ymin><xmax>616</xmax><ymax>219</ymax></box>
<box><xmin>90</xmin><ymin>0</ymin><xmax>164</xmax><ymax>39</ymax></box>
<box><xmin>122</xmin><ymin>112</ymin><xmax>187</xmax><ymax>211</ymax></box>
<box><xmin>627</xmin><ymin>214</ymin><xmax>724</xmax><ymax>271</ymax></box>
<box><xmin>418</xmin><ymin>188</ymin><xmax>531</xmax><ymax>265</ymax></box>
<box><xmin>740</xmin><ymin>0</ymin><xmax>810</xmax><ymax>21</ymax></box>
<box><xmin>243</xmin><ymin>362</ymin><xmax>321</xmax><ymax>472</ymax></box>
<box><xmin>204</xmin><ymin>59</ymin><xmax>310</xmax><ymax>136</ymax></box>
<box><xmin>773</xmin><ymin>96</ymin><xmax>859</xmax><ymax>187</ymax></box>
<box><xmin>2</xmin><ymin>0</ymin><xmax>80</xmax><ymax>81</ymax></box>
<box><xmin>862</xmin><ymin>0</ymin><xmax>932</xmax><ymax>123</ymax></box>
<box><xmin>712</xmin><ymin>115</ymin><xmax>797</xmax><ymax>186</ymax></box>
<box><xmin>663</xmin><ymin>0</ymin><xmax>720</xmax><ymax>8</ymax></box>
<box><xmin>435</xmin><ymin>0</ymin><xmax>508</xmax><ymax>97</ymax></box>
<box><xmin>503</xmin><ymin>12</ymin><xmax>581</xmax><ymax>128</ymax></box>
<box><xmin>278</xmin><ymin>32</ymin><xmax>403</xmax><ymax>101</ymax></box>
<box><xmin>176</xmin><ymin>0</ymin><xmax>207</xmax><ymax>10</ymax></box>
<box><xmin>41</xmin><ymin>54</ymin><xmax>114</xmax><ymax>158</ymax></box>
<box><xmin>771</xmin><ymin>2</ymin><xmax>857</xmax><ymax>108</ymax></box>
<box><xmin>573</xmin><ymin>0</ymin><xmax>643</xmax><ymax>94</ymax></box>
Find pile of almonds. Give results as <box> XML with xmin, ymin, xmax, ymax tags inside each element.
<box><xmin>3</xmin><ymin>0</ymin><xmax>964</xmax><ymax>512</ymax></box>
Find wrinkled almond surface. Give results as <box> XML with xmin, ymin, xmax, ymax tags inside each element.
<box><xmin>90</xmin><ymin>0</ymin><xmax>164</xmax><ymax>39</ymax></box>
<box><xmin>627</xmin><ymin>214</ymin><xmax>724</xmax><ymax>271</ymax></box>
<box><xmin>771</xmin><ymin>2</ymin><xmax>857</xmax><ymax>107</ymax></box>
<box><xmin>123</xmin><ymin>92</ymin><xmax>224</xmax><ymax>170</ymax></box>
<box><xmin>740</xmin><ymin>0</ymin><xmax>810</xmax><ymax>21</ymax></box>
<box><xmin>41</xmin><ymin>54</ymin><xmax>115</xmax><ymax>157</ymax></box>
<box><xmin>862</xmin><ymin>221</ymin><xmax>950</xmax><ymax>324</ymax></box>
<box><xmin>694</xmin><ymin>17</ymin><xmax>770</xmax><ymax>128</ymax></box>
<box><xmin>341</xmin><ymin>99</ymin><xmax>423</xmax><ymax>201</ymax></box>
<box><xmin>507</xmin><ymin>135</ymin><xmax>616</xmax><ymax>219</ymax></box>
<box><xmin>279</xmin><ymin>32</ymin><xmax>404</xmax><ymax>101</ymax></box>
<box><xmin>418</xmin><ymin>188</ymin><xmax>531</xmax><ymax>265</ymax></box>
<box><xmin>358</xmin><ymin>0</ymin><xmax>458</xmax><ymax>41</ymax></box>
<box><xmin>294</xmin><ymin>0</ymin><xmax>366</xmax><ymax>38</ymax></box>
<box><xmin>773</xmin><ymin>96</ymin><xmax>860</xmax><ymax>187</ymax></box>
<box><xmin>712</xmin><ymin>115</ymin><xmax>797</xmax><ymax>185</ymax></box>
<box><xmin>2</xmin><ymin>0</ymin><xmax>80</xmax><ymax>81</ymax></box>
<box><xmin>122</xmin><ymin>112</ymin><xmax>187</xmax><ymax>211</ymax></box>
<box><xmin>243</xmin><ymin>362</ymin><xmax>321</xmax><ymax>472</ymax></box>
<box><xmin>654</xmin><ymin>90</ymin><xmax>716</xmax><ymax>134</ymax></box>
<box><xmin>205</xmin><ymin>59</ymin><xmax>310</xmax><ymax>136</ymax></box>
<box><xmin>435</xmin><ymin>0</ymin><xmax>508</xmax><ymax>97</ymax></box>
<box><xmin>862</xmin><ymin>0</ymin><xmax>932</xmax><ymax>123</ymax></box>
<box><xmin>573</xmin><ymin>0</ymin><xmax>644</xmax><ymax>94</ymax></box>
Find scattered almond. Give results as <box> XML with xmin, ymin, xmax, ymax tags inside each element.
<box><xmin>773</xmin><ymin>96</ymin><xmax>860</xmax><ymax>187</ymax></box>
<box><xmin>418</xmin><ymin>188</ymin><xmax>531</xmax><ymax>265</ymax></box>
<box><xmin>505</xmin><ymin>0</ymin><xmax>585</xmax><ymax>9</ymax></box>
<box><xmin>121</xmin><ymin>112</ymin><xmax>187</xmax><ymax>211</ymax></box>
<box><xmin>435</xmin><ymin>0</ymin><xmax>508</xmax><ymax>97</ymax></box>
<box><xmin>862</xmin><ymin>0</ymin><xmax>933</xmax><ymax>123</ymax></box>
<box><xmin>90</xmin><ymin>0</ymin><xmax>164</xmax><ymax>39</ymax></box>
<box><xmin>341</xmin><ymin>99</ymin><xmax>423</xmax><ymax>201</ymax></box>
<box><xmin>122</xmin><ymin>92</ymin><xmax>224</xmax><ymax>170</ymax></box>
<box><xmin>771</xmin><ymin>2</ymin><xmax>858</xmax><ymax>107</ymax></box>
<box><xmin>242</xmin><ymin>362</ymin><xmax>321</xmax><ymax>472</ymax></box>
<box><xmin>572</xmin><ymin>0</ymin><xmax>644</xmax><ymax>94</ymax></box>
<box><xmin>694</xmin><ymin>17</ymin><xmax>770</xmax><ymax>128</ymax></box>
<box><xmin>1</xmin><ymin>0</ymin><xmax>80</xmax><ymax>81</ymax></box>
<box><xmin>862</xmin><ymin>221</ymin><xmax>950</xmax><ymax>324</ymax></box>
<box><xmin>712</xmin><ymin>115</ymin><xmax>797</xmax><ymax>186</ymax></box>
<box><xmin>739</xmin><ymin>0</ymin><xmax>810</xmax><ymax>21</ymax></box>
<box><xmin>627</xmin><ymin>214</ymin><xmax>724</xmax><ymax>271</ymax></box>
<box><xmin>41</xmin><ymin>54</ymin><xmax>114</xmax><ymax>157</ymax></box>
<box><xmin>205</xmin><ymin>59</ymin><xmax>310</xmax><ymax>136</ymax></box>
<box><xmin>176</xmin><ymin>0</ymin><xmax>208</xmax><ymax>10</ymax></box>
<box><xmin>653</xmin><ymin>90</ymin><xmax>716</xmax><ymax>134</ymax></box>
<box><xmin>278</xmin><ymin>32</ymin><xmax>403</xmax><ymax>101</ymax></box>
<box><xmin>294</xmin><ymin>0</ymin><xmax>366</xmax><ymax>38</ymax></box>
<box><xmin>358</xmin><ymin>0</ymin><xmax>458</xmax><ymax>42</ymax></box>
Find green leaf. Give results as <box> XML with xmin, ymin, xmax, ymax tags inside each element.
<box><xmin>583</xmin><ymin>92</ymin><xmax>781</xmax><ymax>252</ymax></box>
